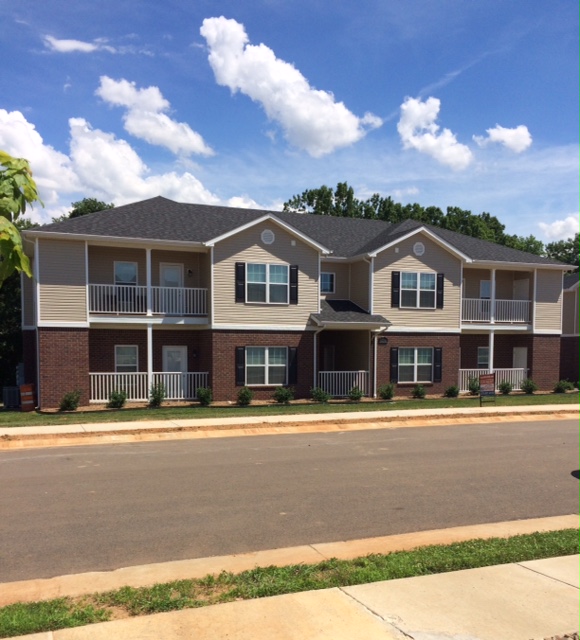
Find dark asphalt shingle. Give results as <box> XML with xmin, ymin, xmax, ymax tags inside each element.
<box><xmin>311</xmin><ymin>300</ymin><xmax>389</xmax><ymax>325</ymax></box>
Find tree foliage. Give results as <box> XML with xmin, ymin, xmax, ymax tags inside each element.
<box><xmin>545</xmin><ymin>233</ymin><xmax>579</xmax><ymax>268</ymax></box>
<box><xmin>52</xmin><ymin>197</ymin><xmax>115</xmax><ymax>223</ymax></box>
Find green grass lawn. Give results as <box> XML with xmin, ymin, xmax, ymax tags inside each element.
<box><xmin>0</xmin><ymin>392</ymin><xmax>577</xmax><ymax>428</ymax></box>
<box><xmin>1</xmin><ymin>528</ymin><xmax>577</xmax><ymax>638</ymax></box>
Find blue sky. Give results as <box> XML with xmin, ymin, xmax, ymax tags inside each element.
<box><xmin>0</xmin><ymin>0</ymin><xmax>578</xmax><ymax>240</ymax></box>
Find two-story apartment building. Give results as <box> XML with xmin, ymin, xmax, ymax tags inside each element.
<box><xmin>21</xmin><ymin>196</ymin><xmax>570</xmax><ymax>408</ymax></box>
<box><xmin>560</xmin><ymin>272</ymin><xmax>579</xmax><ymax>383</ymax></box>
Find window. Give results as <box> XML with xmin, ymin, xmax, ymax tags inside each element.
<box><xmin>246</xmin><ymin>263</ymin><xmax>289</xmax><ymax>303</ymax></box>
<box><xmin>398</xmin><ymin>347</ymin><xmax>433</xmax><ymax>382</ymax></box>
<box><xmin>115</xmin><ymin>345</ymin><xmax>138</xmax><ymax>372</ymax></box>
<box><xmin>477</xmin><ymin>347</ymin><xmax>489</xmax><ymax>369</ymax></box>
<box><xmin>480</xmin><ymin>280</ymin><xmax>491</xmax><ymax>299</ymax></box>
<box><xmin>114</xmin><ymin>261</ymin><xmax>137</xmax><ymax>286</ymax></box>
<box><xmin>401</xmin><ymin>272</ymin><xmax>436</xmax><ymax>308</ymax></box>
<box><xmin>320</xmin><ymin>272</ymin><xmax>335</xmax><ymax>294</ymax></box>
<box><xmin>245</xmin><ymin>347</ymin><xmax>287</xmax><ymax>385</ymax></box>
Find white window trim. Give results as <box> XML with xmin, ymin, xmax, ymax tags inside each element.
<box><xmin>114</xmin><ymin>261</ymin><xmax>138</xmax><ymax>286</ymax></box>
<box><xmin>245</xmin><ymin>346</ymin><xmax>288</xmax><ymax>386</ymax></box>
<box><xmin>320</xmin><ymin>272</ymin><xmax>335</xmax><ymax>294</ymax></box>
<box><xmin>246</xmin><ymin>263</ymin><xmax>289</xmax><ymax>305</ymax></box>
<box><xmin>115</xmin><ymin>345</ymin><xmax>139</xmax><ymax>373</ymax></box>
<box><xmin>398</xmin><ymin>347</ymin><xmax>434</xmax><ymax>383</ymax></box>
<box><xmin>477</xmin><ymin>346</ymin><xmax>489</xmax><ymax>369</ymax></box>
<box><xmin>400</xmin><ymin>270</ymin><xmax>436</xmax><ymax>309</ymax></box>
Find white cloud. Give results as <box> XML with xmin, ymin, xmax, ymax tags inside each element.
<box><xmin>538</xmin><ymin>215</ymin><xmax>579</xmax><ymax>240</ymax></box>
<box><xmin>397</xmin><ymin>96</ymin><xmax>472</xmax><ymax>170</ymax></box>
<box><xmin>200</xmin><ymin>16</ymin><xmax>382</xmax><ymax>157</ymax></box>
<box><xmin>473</xmin><ymin>124</ymin><xmax>532</xmax><ymax>153</ymax></box>
<box><xmin>96</xmin><ymin>76</ymin><xmax>214</xmax><ymax>157</ymax></box>
<box><xmin>43</xmin><ymin>35</ymin><xmax>114</xmax><ymax>54</ymax></box>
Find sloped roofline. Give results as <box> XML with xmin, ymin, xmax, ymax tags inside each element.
<box><xmin>366</xmin><ymin>226</ymin><xmax>471</xmax><ymax>261</ymax></box>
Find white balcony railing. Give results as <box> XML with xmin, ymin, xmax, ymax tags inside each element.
<box><xmin>458</xmin><ymin>368</ymin><xmax>529</xmax><ymax>392</ymax></box>
<box><xmin>90</xmin><ymin>372</ymin><xmax>210</xmax><ymax>402</ymax></box>
<box><xmin>89</xmin><ymin>284</ymin><xmax>207</xmax><ymax>316</ymax></box>
<box><xmin>319</xmin><ymin>371</ymin><xmax>369</xmax><ymax>398</ymax></box>
<box><xmin>462</xmin><ymin>298</ymin><xmax>530</xmax><ymax>323</ymax></box>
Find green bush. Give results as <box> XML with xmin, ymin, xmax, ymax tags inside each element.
<box><xmin>272</xmin><ymin>387</ymin><xmax>294</xmax><ymax>404</ymax></box>
<box><xmin>498</xmin><ymin>380</ymin><xmax>513</xmax><ymax>395</ymax></box>
<box><xmin>59</xmin><ymin>390</ymin><xmax>82</xmax><ymax>412</ymax></box>
<box><xmin>412</xmin><ymin>384</ymin><xmax>426</xmax><ymax>399</ymax></box>
<box><xmin>196</xmin><ymin>387</ymin><xmax>213</xmax><ymax>406</ymax></box>
<box><xmin>149</xmin><ymin>383</ymin><xmax>166</xmax><ymax>408</ymax></box>
<box><xmin>553</xmin><ymin>380</ymin><xmax>574</xmax><ymax>394</ymax></box>
<box><xmin>237</xmin><ymin>386</ymin><xmax>253</xmax><ymax>406</ymax></box>
<box><xmin>310</xmin><ymin>387</ymin><xmax>331</xmax><ymax>403</ymax></box>
<box><xmin>443</xmin><ymin>385</ymin><xmax>459</xmax><ymax>398</ymax></box>
<box><xmin>107</xmin><ymin>390</ymin><xmax>127</xmax><ymax>409</ymax></box>
<box><xmin>520</xmin><ymin>378</ymin><xmax>538</xmax><ymax>395</ymax></box>
<box><xmin>347</xmin><ymin>386</ymin><xmax>363</xmax><ymax>402</ymax></box>
<box><xmin>377</xmin><ymin>383</ymin><xmax>395</xmax><ymax>400</ymax></box>
<box><xmin>467</xmin><ymin>377</ymin><xmax>480</xmax><ymax>396</ymax></box>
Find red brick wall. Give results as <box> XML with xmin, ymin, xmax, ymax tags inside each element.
<box><xmin>211</xmin><ymin>330</ymin><xmax>314</xmax><ymax>401</ymax></box>
<box><xmin>89</xmin><ymin>329</ymin><xmax>148</xmax><ymax>372</ymax></box>
<box><xmin>152</xmin><ymin>330</ymin><xmax>212</xmax><ymax>374</ymax></box>
<box><xmin>459</xmin><ymin>334</ymin><xmax>533</xmax><ymax>369</ymax></box>
<box><xmin>376</xmin><ymin>333</ymin><xmax>460</xmax><ymax>397</ymax></box>
<box><xmin>529</xmin><ymin>334</ymin><xmax>563</xmax><ymax>390</ymax></box>
<box><xmin>560</xmin><ymin>336</ymin><xmax>579</xmax><ymax>383</ymax></box>
<box><xmin>22</xmin><ymin>329</ymin><xmax>37</xmax><ymax>387</ymax></box>
<box><xmin>38</xmin><ymin>328</ymin><xmax>89</xmax><ymax>409</ymax></box>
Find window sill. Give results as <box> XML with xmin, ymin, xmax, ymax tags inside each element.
<box><xmin>396</xmin><ymin>382</ymin><xmax>434</xmax><ymax>387</ymax></box>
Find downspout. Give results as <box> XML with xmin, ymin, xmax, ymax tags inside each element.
<box><xmin>372</xmin><ymin>331</ymin><xmax>378</xmax><ymax>398</ymax></box>
<box><xmin>34</xmin><ymin>238</ymin><xmax>41</xmax><ymax>407</ymax></box>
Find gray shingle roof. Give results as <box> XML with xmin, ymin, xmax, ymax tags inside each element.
<box><xmin>564</xmin><ymin>272</ymin><xmax>579</xmax><ymax>289</ymax></box>
<box><xmin>311</xmin><ymin>300</ymin><xmax>389</xmax><ymax>325</ymax></box>
<box><xmin>34</xmin><ymin>196</ymin><xmax>567</xmax><ymax>266</ymax></box>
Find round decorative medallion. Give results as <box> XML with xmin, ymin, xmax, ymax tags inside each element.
<box><xmin>413</xmin><ymin>241</ymin><xmax>425</xmax><ymax>256</ymax></box>
<box><xmin>261</xmin><ymin>229</ymin><xmax>275</xmax><ymax>245</ymax></box>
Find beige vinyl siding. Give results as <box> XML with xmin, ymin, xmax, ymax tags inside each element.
<box><xmin>561</xmin><ymin>290</ymin><xmax>578</xmax><ymax>335</ymax></box>
<box><xmin>373</xmin><ymin>235</ymin><xmax>461</xmax><ymax>329</ymax></box>
<box><xmin>21</xmin><ymin>270</ymin><xmax>35</xmax><ymax>326</ymax></box>
<box><xmin>88</xmin><ymin>246</ymin><xmax>147</xmax><ymax>285</ymax></box>
<box><xmin>350</xmin><ymin>260</ymin><xmax>370</xmax><ymax>311</ymax></box>
<box><xmin>38</xmin><ymin>239</ymin><xmax>86</xmax><ymax>323</ymax></box>
<box><xmin>151</xmin><ymin>250</ymin><xmax>207</xmax><ymax>287</ymax></box>
<box><xmin>463</xmin><ymin>269</ymin><xmax>532</xmax><ymax>299</ymax></box>
<box><xmin>320</xmin><ymin>262</ymin><xmax>349</xmax><ymax>299</ymax></box>
<box><xmin>213</xmin><ymin>221</ymin><xmax>319</xmax><ymax>325</ymax></box>
<box><xmin>535</xmin><ymin>270</ymin><xmax>563</xmax><ymax>332</ymax></box>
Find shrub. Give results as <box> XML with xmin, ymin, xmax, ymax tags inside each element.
<box><xmin>272</xmin><ymin>386</ymin><xmax>294</xmax><ymax>404</ymax></box>
<box><xmin>59</xmin><ymin>390</ymin><xmax>81</xmax><ymax>412</ymax></box>
<box><xmin>149</xmin><ymin>383</ymin><xmax>166</xmax><ymax>408</ymax></box>
<box><xmin>196</xmin><ymin>387</ymin><xmax>213</xmax><ymax>406</ymax></box>
<box><xmin>520</xmin><ymin>378</ymin><xmax>538</xmax><ymax>395</ymax></box>
<box><xmin>347</xmin><ymin>386</ymin><xmax>363</xmax><ymax>402</ymax></box>
<box><xmin>378</xmin><ymin>383</ymin><xmax>395</xmax><ymax>400</ymax></box>
<box><xmin>107</xmin><ymin>389</ymin><xmax>127</xmax><ymax>409</ymax></box>
<box><xmin>237</xmin><ymin>386</ymin><xmax>253</xmax><ymax>406</ymax></box>
<box><xmin>498</xmin><ymin>380</ymin><xmax>513</xmax><ymax>395</ymax></box>
<box><xmin>443</xmin><ymin>385</ymin><xmax>459</xmax><ymax>398</ymax></box>
<box><xmin>553</xmin><ymin>380</ymin><xmax>574</xmax><ymax>394</ymax></box>
<box><xmin>311</xmin><ymin>386</ymin><xmax>331</xmax><ymax>403</ymax></box>
<box><xmin>467</xmin><ymin>377</ymin><xmax>480</xmax><ymax>396</ymax></box>
<box><xmin>412</xmin><ymin>384</ymin><xmax>426</xmax><ymax>399</ymax></box>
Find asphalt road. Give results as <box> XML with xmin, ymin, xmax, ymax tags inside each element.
<box><xmin>1</xmin><ymin>419</ymin><xmax>578</xmax><ymax>582</ymax></box>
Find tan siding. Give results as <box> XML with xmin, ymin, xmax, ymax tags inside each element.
<box><xmin>320</xmin><ymin>261</ymin><xmax>349</xmax><ymax>299</ymax></box>
<box><xmin>373</xmin><ymin>235</ymin><xmax>461</xmax><ymax>329</ymax></box>
<box><xmin>463</xmin><ymin>269</ymin><xmax>532</xmax><ymax>299</ymax></box>
<box><xmin>535</xmin><ymin>270</ymin><xmax>563</xmax><ymax>332</ymax></box>
<box><xmin>88</xmin><ymin>246</ymin><xmax>147</xmax><ymax>285</ymax></box>
<box><xmin>350</xmin><ymin>260</ymin><xmax>370</xmax><ymax>311</ymax></box>
<box><xmin>38</xmin><ymin>239</ymin><xmax>86</xmax><ymax>323</ymax></box>
<box><xmin>151</xmin><ymin>250</ymin><xmax>207</xmax><ymax>287</ymax></box>
<box><xmin>22</xmin><ymin>271</ymin><xmax>35</xmax><ymax>326</ymax></box>
<box><xmin>463</xmin><ymin>269</ymin><xmax>490</xmax><ymax>298</ymax></box>
<box><xmin>213</xmin><ymin>221</ymin><xmax>318</xmax><ymax>325</ymax></box>
<box><xmin>495</xmin><ymin>271</ymin><xmax>514</xmax><ymax>299</ymax></box>
<box><xmin>562</xmin><ymin>290</ymin><xmax>578</xmax><ymax>334</ymax></box>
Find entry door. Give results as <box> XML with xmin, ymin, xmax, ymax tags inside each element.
<box><xmin>160</xmin><ymin>264</ymin><xmax>184</xmax><ymax>314</ymax></box>
<box><xmin>162</xmin><ymin>346</ymin><xmax>188</xmax><ymax>399</ymax></box>
<box><xmin>323</xmin><ymin>345</ymin><xmax>335</xmax><ymax>371</ymax></box>
<box><xmin>512</xmin><ymin>347</ymin><xmax>527</xmax><ymax>370</ymax></box>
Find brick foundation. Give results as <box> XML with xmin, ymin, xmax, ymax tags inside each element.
<box><xmin>529</xmin><ymin>334</ymin><xmax>563</xmax><ymax>390</ymax></box>
<box><xmin>560</xmin><ymin>336</ymin><xmax>579</xmax><ymax>383</ymax></box>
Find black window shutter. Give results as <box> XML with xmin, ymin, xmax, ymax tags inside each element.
<box><xmin>391</xmin><ymin>271</ymin><xmax>400</xmax><ymax>308</ymax></box>
<box><xmin>289</xmin><ymin>265</ymin><xmax>298</xmax><ymax>304</ymax></box>
<box><xmin>235</xmin><ymin>262</ymin><xmax>245</xmax><ymax>303</ymax></box>
<box><xmin>235</xmin><ymin>347</ymin><xmax>245</xmax><ymax>386</ymax></box>
<box><xmin>436</xmin><ymin>273</ymin><xmax>444</xmax><ymax>309</ymax></box>
<box><xmin>390</xmin><ymin>347</ymin><xmax>399</xmax><ymax>382</ymax></box>
<box><xmin>433</xmin><ymin>347</ymin><xmax>442</xmax><ymax>383</ymax></box>
<box><xmin>288</xmin><ymin>347</ymin><xmax>298</xmax><ymax>384</ymax></box>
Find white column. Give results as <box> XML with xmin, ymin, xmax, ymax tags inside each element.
<box><xmin>146</xmin><ymin>248</ymin><xmax>152</xmax><ymax>316</ymax></box>
<box><xmin>488</xmin><ymin>331</ymin><xmax>495</xmax><ymax>373</ymax></box>
<box><xmin>490</xmin><ymin>268</ymin><xmax>496</xmax><ymax>324</ymax></box>
<box><xmin>147</xmin><ymin>323</ymin><xmax>153</xmax><ymax>393</ymax></box>
<box><xmin>372</xmin><ymin>332</ymin><xmax>378</xmax><ymax>398</ymax></box>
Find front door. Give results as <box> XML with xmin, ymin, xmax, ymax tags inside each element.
<box><xmin>162</xmin><ymin>346</ymin><xmax>188</xmax><ymax>399</ymax></box>
<box><xmin>160</xmin><ymin>264</ymin><xmax>184</xmax><ymax>314</ymax></box>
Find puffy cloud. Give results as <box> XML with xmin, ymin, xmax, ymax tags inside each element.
<box><xmin>397</xmin><ymin>96</ymin><xmax>472</xmax><ymax>170</ymax></box>
<box><xmin>200</xmin><ymin>16</ymin><xmax>382</xmax><ymax>157</ymax></box>
<box><xmin>538</xmin><ymin>215</ymin><xmax>579</xmax><ymax>240</ymax></box>
<box><xmin>43</xmin><ymin>35</ymin><xmax>114</xmax><ymax>54</ymax></box>
<box><xmin>96</xmin><ymin>76</ymin><xmax>214</xmax><ymax>157</ymax></box>
<box><xmin>473</xmin><ymin>124</ymin><xmax>532</xmax><ymax>153</ymax></box>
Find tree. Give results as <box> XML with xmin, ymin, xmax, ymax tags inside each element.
<box><xmin>52</xmin><ymin>197</ymin><xmax>114</xmax><ymax>223</ymax></box>
<box><xmin>545</xmin><ymin>234</ymin><xmax>579</xmax><ymax>268</ymax></box>
<box><xmin>0</xmin><ymin>151</ymin><xmax>43</xmax><ymax>286</ymax></box>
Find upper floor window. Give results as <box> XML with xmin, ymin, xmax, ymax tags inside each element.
<box><xmin>235</xmin><ymin>262</ymin><xmax>298</xmax><ymax>305</ymax></box>
<box><xmin>115</xmin><ymin>261</ymin><xmax>137</xmax><ymax>286</ymax></box>
<box><xmin>115</xmin><ymin>345</ymin><xmax>138</xmax><ymax>372</ymax></box>
<box><xmin>401</xmin><ymin>271</ymin><xmax>436</xmax><ymax>308</ymax></box>
<box><xmin>320</xmin><ymin>272</ymin><xmax>335</xmax><ymax>294</ymax></box>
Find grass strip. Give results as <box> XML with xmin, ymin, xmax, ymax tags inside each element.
<box><xmin>1</xmin><ymin>529</ymin><xmax>578</xmax><ymax>638</ymax></box>
<box><xmin>0</xmin><ymin>392</ymin><xmax>578</xmax><ymax>428</ymax></box>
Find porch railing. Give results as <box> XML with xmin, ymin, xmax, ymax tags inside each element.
<box><xmin>89</xmin><ymin>284</ymin><xmax>208</xmax><ymax>316</ymax></box>
<box><xmin>462</xmin><ymin>298</ymin><xmax>531</xmax><ymax>323</ymax></box>
<box><xmin>319</xmin><ymin>371</ymin><xmax>369</xmax><ymax>398</ymax></box>
<box><xmin>458</xmin><ymin>368</ymin><xmax>529</xmax><ymax>392</ymax></box>
<box><xmin>89</xmin><ymin>372</ymin><xmax>209</xmax><ymax>402</ymax></box>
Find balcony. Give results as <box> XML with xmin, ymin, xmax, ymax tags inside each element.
<box><xmin>461</xmin><ymin>298</ymin><xmax>531</xmax><ymax>324</ymax></box>
<box><xmin>89</xmin><ymin>284</ymin><xmax>208</xmax><ymax>316</ymax></box>
<box><xmin>89</xmin><ymin>372</ymin><xmax>210</xmax><ymax>402</ymax></box>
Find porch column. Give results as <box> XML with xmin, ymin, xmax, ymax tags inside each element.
<box><xmin>146</xmin><ymin>248</ymin><xmax>152</xmax><ymax>316</ymax></box>
<box><xmin>313</xmin><ymin>328</ymin><xmax>323</xmax><ymax>389</ymax></box>
<box><xmin>147</xmin><ymin>322</ymin><xmax>153</xmax><ymax>393</ymax></box>
<box><xmin>372</xmin><ymin>332</ymin><xmax>378</xmax><ymax>398</ymax></box>
<box><xmin>490</xmin><ymin>268</ymin><xmax>496</xmax><ymax>324</ymax></box>
<box><xmin>488</xmin><ymin>330</ymin><xmax>495</xmax><ymax>373</ymax></box>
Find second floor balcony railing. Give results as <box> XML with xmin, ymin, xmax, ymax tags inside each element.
<box><xmin>462</xmin><ymin>298</ymin><xmax>531</xmax><ymax>323</ymax></box>
<box><xmin>89</xmin><ymin>284</ymin><xmax>208</xmax><ymax>316</ymax></box>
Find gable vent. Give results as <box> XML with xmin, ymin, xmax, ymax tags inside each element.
<box><xmin>261</xmin><ymin>229</ymin><xmax>275</xmax><ymax>245</ymax></box>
